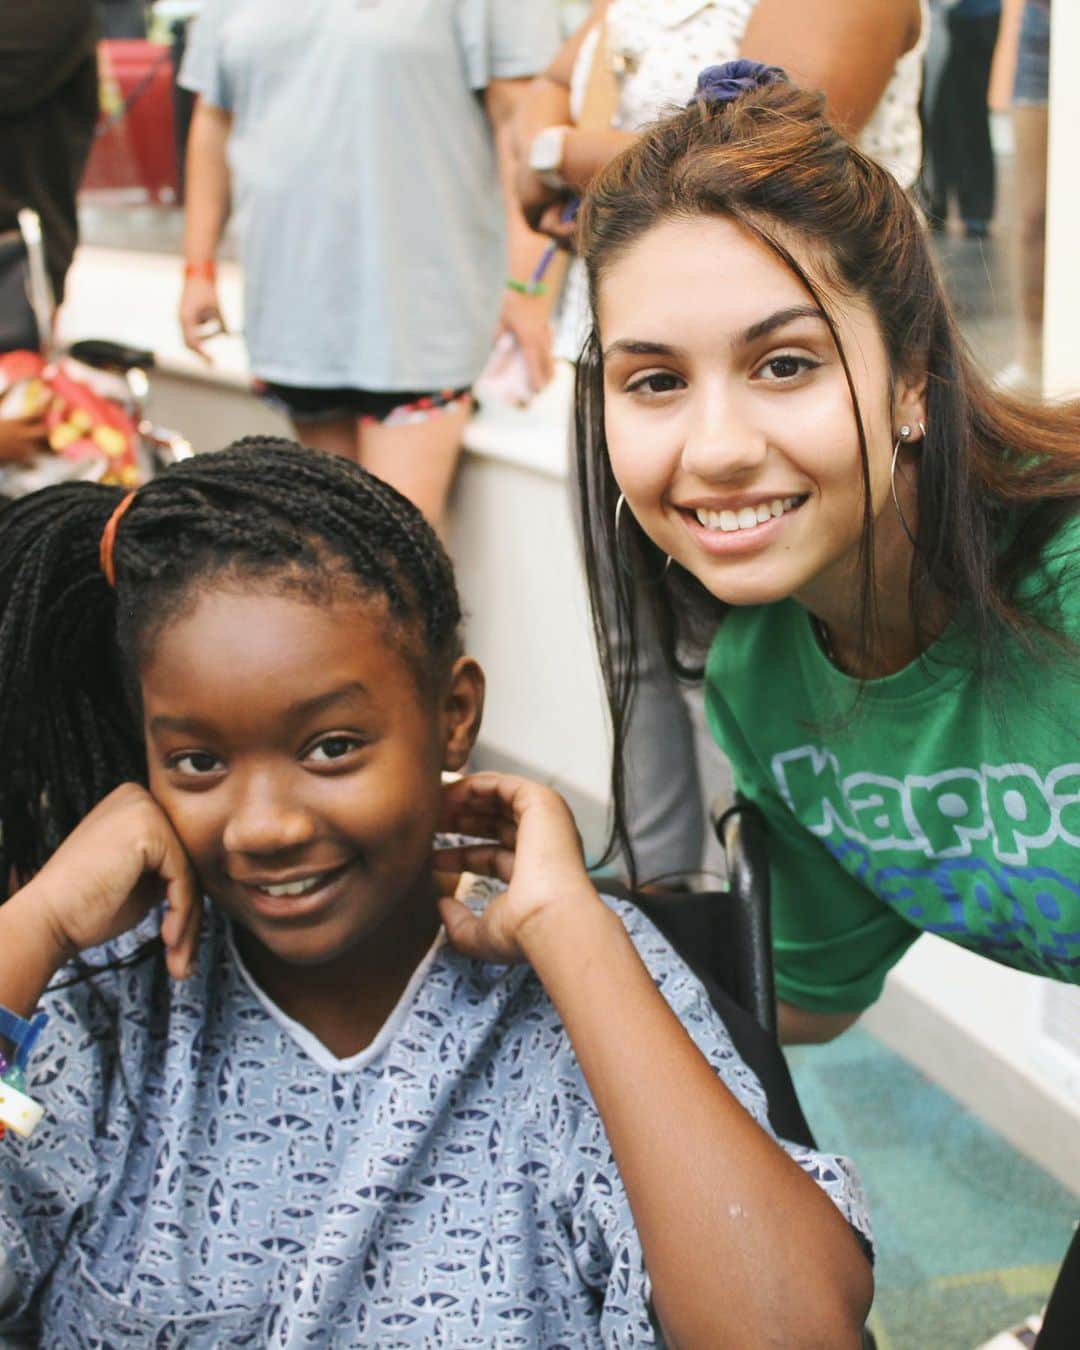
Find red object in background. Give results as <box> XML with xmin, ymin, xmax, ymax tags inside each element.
<box><xmin>82</xmin><ymin>41</ymin><xmax>179</xmax><ymax>203</ymax></box>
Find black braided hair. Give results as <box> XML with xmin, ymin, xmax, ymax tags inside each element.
<box><xmin>0</xmin><ymin>437</ymin><xmax>463</xmax><ymax>884</ymax></box>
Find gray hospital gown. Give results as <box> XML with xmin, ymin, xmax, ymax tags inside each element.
<box><xmin>179</xmin><ymin>0</ymin><xmax>560</xmax><ymax>391</ymax></box>
<box><xmin>0</xmin><ymin>896</ymin><xmax>871</xmax><ymax>1347</ymax></box>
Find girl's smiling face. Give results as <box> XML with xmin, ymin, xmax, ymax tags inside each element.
<box><xmin>141</xmin><ymin>585</ymin><xmax>482</xmax><ymax>975</ymax></box>
<box><xmin>598</xmin><ymin>215</ymin><xmax>926</xmax><ymax>610</ymax></box>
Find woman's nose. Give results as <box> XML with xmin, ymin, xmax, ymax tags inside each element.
<box><xmin>222</xmin><ymin>771</ymin><xmax>317</xmax><ymax>856</ymax></box>
<box><xmin>679</xmin><ymin>386</ymin><xmax>768</xmax><ymax>482</ymax></box>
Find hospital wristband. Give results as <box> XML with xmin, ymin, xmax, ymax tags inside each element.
<box><xmin>184</xmin><ymin>260</ymin><xmax>217</xmax><ymax>281</ymax></box>
<box><xmin>505</xmin><ymin>278</ymin><xmax>546</xmax><ymax>297</ymax></box>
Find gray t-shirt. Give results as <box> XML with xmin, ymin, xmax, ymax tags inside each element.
<box><xmin>180</xmin><ymin>0</ymin><xmax>560</xmax><ymax>390</ymax></box>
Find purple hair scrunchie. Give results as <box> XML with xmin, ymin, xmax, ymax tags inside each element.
<box><xmin>690</xmin><ymin>59</ymin><xmax>787</xmax><ymax>109</ymax></box>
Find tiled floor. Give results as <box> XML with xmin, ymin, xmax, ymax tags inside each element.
<box><xmin>787</xmin><ymin>1029</ymin><xmax>1077</xmax><ymax>1349</ymax></box>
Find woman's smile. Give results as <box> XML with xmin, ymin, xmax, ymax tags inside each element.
<box><xmin>676</xmin><ymin>494</ymin><xmax>809</xmax><ymax>555</ymax></box>
<box><xmin>598</xmin><ymin>215</ymin><xmax>926</xmax><ymax>611</ymax></box>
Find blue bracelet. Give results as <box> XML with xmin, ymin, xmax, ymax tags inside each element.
<box><xmin>0</xmin><ymin>1004</ymin><xmax>49</xmax><ymax>1074</ymax></box>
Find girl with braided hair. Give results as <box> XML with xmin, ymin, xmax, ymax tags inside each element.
<box><xmin>0</xmin><ymin>439</ymin><xmax>872</xmax><ymax>1346</ymax></box>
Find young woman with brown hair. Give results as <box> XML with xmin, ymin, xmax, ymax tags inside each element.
<box><xmin>574</xmin><ymin>60</ymin><xmax>1079</xmax><ymax>1343</ymax></box>
<box><xmin>577</xmin><ymin>62</ymin><xmax>1079</xmax><ymax>1031</ymax></box>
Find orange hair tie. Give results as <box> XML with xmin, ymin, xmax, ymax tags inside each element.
<box><xmin>99</xmin><ymin>491</ymin><xmax>137</xmax><ymax>588</ymax></box>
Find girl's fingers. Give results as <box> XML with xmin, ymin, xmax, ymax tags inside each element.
<box><xmin>153</xmin><ymin>825</ymin><xmax>202</xmax><ymax>979</ymax></box>
<box><xmin>432</xmin><ymin>842</ymin><xmax>516</xmax><ymax>885</ymax></box>
<box><xmin>438</xmin><ymin>896</ymin><xmax>518</xmax><ymax>965</ymax></box>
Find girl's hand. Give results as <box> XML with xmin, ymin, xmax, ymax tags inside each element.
<box><xmin>494</xmin><ymin>289</ymin><xmax>555</xmax><ymax>398</ymax></box>
<box><xmin>0</xmin><ymin>414</ymin><xmax>49</xmax><ymax>463</ymax></box>
<box><xmin>434</xmin><ymin>772</ymin><xmax>602</xmax><ymax>963</ymax></box>
<box><xmin>16</xmin><ymin>783</ymin><xmax>201</xmax><ymax>981</ymax></box>
<box><xmin>179</xmin><ymin>276</ymin><xmax>225</xmax><ymax>364</ymax></box>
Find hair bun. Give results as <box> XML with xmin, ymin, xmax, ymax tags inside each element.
<box><xmin>689</xmin><ymin>59</ymin><xmax>788</xmax><ymax>109</ymax></box>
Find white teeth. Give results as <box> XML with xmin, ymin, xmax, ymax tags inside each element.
<box><xmin>694</xmin><ymin>497</ymin><xmax>801</xmax><ymax>533</ymax></box>
<box><xmin>260</xmin><ymin>877</ymin><xmax>321</xmax><ymax>898</ymax></box>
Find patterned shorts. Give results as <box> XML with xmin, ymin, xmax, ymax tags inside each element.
<box><xmin>257</xmin><ymin>380</ymin><xmax>473</xmax><ymax>428</ymax></box>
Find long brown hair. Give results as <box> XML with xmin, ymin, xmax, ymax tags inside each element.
<box><xmin>575</xmin><ymin>79</ymin><xmax>1080</xmax><ymax>873</ymax></box>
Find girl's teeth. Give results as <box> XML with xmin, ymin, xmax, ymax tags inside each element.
<box><xmin>261</xmin><ymin>877</ymin><xmax>320</xmax><ymax>898</ymax></box>
<box><xmin>694</xmin><ymin>498</ymin><xmax>800</xmax><ymax>533</ymax></box>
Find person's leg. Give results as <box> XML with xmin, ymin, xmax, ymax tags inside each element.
<box><xmin>927</xmin><ymin>13</ymin><xmax>964</xmax><ymax>224</ymax></box>
<box><xmin>919</xmin><ymin>0</ymin><xmax>954</xmax><ymax>225</ymax></box>
<box><xmin>1010</xmin><ymin>103</ymin><xmax>1049</xmax><ymax>382</ymax></box>
<box><xmin>292</xmin><ymin>414</ymin><xmax>360</xmax><ymax>461</ymax></box>
<box><xmin>956</xmin><ymin>11</ymin><xmax>1001</xmax><ymax>231</ymax></box>
<box><xmin>358</xmin><ymin>399</ymin><xmax>472</xmax><ymax>532</ymax></box>
<box><xmin>947</xmin><ymin>12</ymin><xmax>998</xmax><ymax>232</ymax></box>
<box><xmin>620</xmin><ymin>619</ymin><xmax>707</xmax><ymax>885</ymax></box>
<box><xmin>257</xmin><ymin>381</ymin><xmax>362</xmax><ymax>461</ymax></box>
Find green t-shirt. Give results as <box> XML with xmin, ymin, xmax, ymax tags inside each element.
<box><xmin>704</xmin><ymin>516</ymin><xmax>1080</xmax><ymax>1014</ymax></box>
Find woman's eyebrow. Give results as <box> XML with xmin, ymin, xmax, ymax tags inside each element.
<box><xmin>736</xmin><ymin>304</ymin><xmax>828</xmax><ymax>347</ymax></box>
<box><xmin>602</xmin><ymin>338</ymin><xmax>682</xmax><ymax>360</ymax></box>
<box><xmin>602</xmin><ymin>305</ymin><xmax>828</xmax><ymax>361</ymax></box>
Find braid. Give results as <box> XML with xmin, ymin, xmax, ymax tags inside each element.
<box><xmin>0</xmin><ymin>439</ymin><xmax>464</xmax><ymax>881</ymax></box>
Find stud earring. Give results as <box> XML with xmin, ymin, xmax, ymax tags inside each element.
<box><xmin>898</xmin><ymin>424</ymin><xmax>912</xmax><ymax>440</ymax></box>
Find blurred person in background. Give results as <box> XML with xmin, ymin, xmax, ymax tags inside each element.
<box><xmin>93</xmin><ymin>0</ymin><xmax>148</xmax><ymax>40</ymax></box>
<box><xmin>0</xmin><ymin>0</ymin><xmax>99</xmax><ymax>461</ymax></box>
<box><xmin>0</xmin><ymin>0</ymin><xmax>98</xmax><ymax>311</ymax></box>
<box><xmin>177</xmin><ymin>0</ymin><xmax>560</xmax><ymax>530</ymax></box>
<box><xmin>921</xmin><ymin>0</ymin><xmax>1002</xmax><ymax>237</ymax></box>
<box><xmin>512</xmin><ymin>0</ymin><xmax>927</xmax><ymax>884</ymax></box>
<box><xmin>997</xmin><ymin>0</ymin><xmax>1051</xmax><ymax>394</ymax></box>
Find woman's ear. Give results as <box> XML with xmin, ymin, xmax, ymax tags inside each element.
<box><xmin>894</xmin><ymin>366</ymin><xmax>928</xmax><ymax>440</ymax></box>
<box><xmin>442</xmin><ymin>657</ymin><xmax>485</xmax><ymax>771</ymax></box>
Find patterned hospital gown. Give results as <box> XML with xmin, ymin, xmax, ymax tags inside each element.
<box><xmin>0</xmin><ymin>894</ymin><xmax>871</xmax><ymax>1347</ymax></box>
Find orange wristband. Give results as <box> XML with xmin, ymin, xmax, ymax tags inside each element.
<box><xmin>184</xmin><ymin>260</ymin><xmax>217</xmax><ymax>281</ymax></box>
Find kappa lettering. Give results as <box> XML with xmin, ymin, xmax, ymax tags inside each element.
<box><xmin>772</xmin><ymin>746</ymin><xmax>1080</xmax><ymax>864</ymax></box>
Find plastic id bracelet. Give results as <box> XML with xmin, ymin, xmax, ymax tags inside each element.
<box><xmin>0</xmin><ymin>1005</ymin><xmax>48</xmax><ymax>1139</ymax></box>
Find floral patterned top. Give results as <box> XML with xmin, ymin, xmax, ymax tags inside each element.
<box><xmin>558</xmin><ymin>0</ymin><xmax>928</xmax><ymax>358</ymax></box>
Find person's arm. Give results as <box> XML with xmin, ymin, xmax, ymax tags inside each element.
<box><xmin>739</xmin><ymin>0</ymin><xmax>922</xmax><ymax>136</ymax></box>
<box><xmin>179</xmin><ymin>98</ymin><xmax>233</xmax><ymax>361</ymax></box>
<box><xmin>437</xmin><ymin>775</ymin><xmax>873</xmax><ymax>1349</ymax></box>
<box><xmin>516</xmin><ymin>0</ymin><xmax>922</xmax><ymax>231</ymax></box>
<box><xmin>779</xmin><ymin>1001</ymin><xmax>862</xmax><ymax>1045</ymax></box>
<box><xmin>511</xmin><ymin>0</ymin><xmax>610</xmax><ymax>152</ymax></box>
<box><xmin>0</xmin><ymin>784</ymin><xmax>201</xmax><ymax>1030</ymax></box>
<box><xmin>484</xmin><ymin>79</ymin><xmax>557</xmax><ymax>395</ymax></box>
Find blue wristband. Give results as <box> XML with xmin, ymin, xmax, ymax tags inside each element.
<box><xmin>0</xmin><ymin>1004</ymin><xmax>49</xmax><ymax>1072</ymax></box>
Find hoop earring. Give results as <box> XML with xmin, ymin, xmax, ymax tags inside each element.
<box><xmin>890</xmin><ymin>431</ymin><xmax>918</xmax><ymax>547</ymax></box>
<box><xmin>614</xmin><ymin>491</ymin><xmax>673</xmax><ymax>581</ymax></box>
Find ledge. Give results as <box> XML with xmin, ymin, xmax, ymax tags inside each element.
<box><xmin>58</xmin><ymin>245</ymin><xmax>573</xmax><ymax>478</ymax></box>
